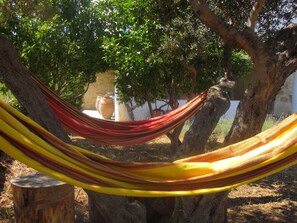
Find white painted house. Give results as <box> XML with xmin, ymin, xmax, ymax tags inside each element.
<box><xmin>273</xmin><ymin>70</ymin><xmax>297</xmax><ymax>116</ymax></box>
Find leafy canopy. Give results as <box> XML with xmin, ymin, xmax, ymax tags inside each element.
<box><xmin>0</xmin><ymin>0</ymin><xmax>107</xmax><ymax>107</ymax></box>
<box><xmin>100</xmin><ymin>0</ymin><xmax>251</xmax><ymax>107</ymax></box>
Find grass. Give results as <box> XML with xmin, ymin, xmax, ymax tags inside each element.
<box><xmin>213</xmin><ymin>115</ymin><xmax>279</xmax><ymax>137</ymax></box>
<box><xmin>181</xmin><ymin>115</ymin><xmax>279</xmax><ymax>144</ymax></box>
<box><xmin>261</xmin><ymin>115</ymin><xmax>280</xmax><ymax>131</ymax></box>
<box><xmin>0</xmin><ymin>95</ymin><xmax>10</xmax><ymax>103</ymax></box>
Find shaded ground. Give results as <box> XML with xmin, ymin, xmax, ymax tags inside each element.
<box><xmin>228</xmin><ymin>166</ymin><xmax>297</xmax><ymax>223</ymax></box>
<box><xmin>1</xmin><ymin>137</ymin><xmax>297</xmax><ymax>223</ymax></box>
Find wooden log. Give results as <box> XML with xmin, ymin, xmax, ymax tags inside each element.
<box><xmin>11</xmin><ymin>173</ymin><xmax>74</xmax><ymax>223</ymax></box>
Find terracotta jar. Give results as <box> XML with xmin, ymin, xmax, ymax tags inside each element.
<box><xmin>152</xmin><ymin>109</ymin><xmax>164</xmax><ymax>117</ymax></box>
<box><xmin>95</xmin><ymin>94</ymin><xmax>114</xmax><ymax>119</ymax></box>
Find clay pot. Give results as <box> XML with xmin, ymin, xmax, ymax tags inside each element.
<box><xmin>96</xmin><ymin>94</ymin><xmax>114</xmax><ymax>119</ymax></box>
<box><xmin>152</xmin><ymin>109</ymin><xmax>165</xmax><ymax>117</ymax></box>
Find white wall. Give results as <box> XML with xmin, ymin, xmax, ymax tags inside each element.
<box><xmin>84</xmin><ymin>97</ymin><xmax>241</xmax><ymax>121</ymax></box>
<box><xmin>221</xmin><ymin>100</ymin><xmax>240</xmax><ymax>119</ymax></box>
<box><xmin>115</xmin><ymin>99</ymin><xmax>240</xmax><ymax>121</ymax></box>
<box><xmin>292</xmin><ymin>71</ymin><xmax>297</xmax><ymax>113</ymax></box>
<box><xmin>116</xmin><ymin>99</ymin><xmax>187</xmax><ymax>121</ymax></box>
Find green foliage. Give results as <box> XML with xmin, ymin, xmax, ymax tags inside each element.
<box><xmin>257</xmin><ymin>0</ymin><xmax>297</xmax><ymax>39</ymax></box>
<box><xmin>100</xmin><ymin>0</ymin><xmax>251</xmax><ymax>106</ymax></box>
<box><xmin>0</xmin><ymin>83</ymin><xmax>25</xmax><ymax>112</ymax></box>
<box><xmin>231</xmin><ymin>50</ymin><xmax>251</xmax><ymax>79</ymax></box>
<box><xmin>0</xmin><ymin>0</ymin><xmax>107</xmax><ymax>107</ymax></box>
<box><xmin>262</xmin><ymin>115</ymin><xmax>279</xmax><ymax>131</ymax></box>
<box><xmin>0</xmin><ymin>0</ymin><xmax>254</xmax><ymax>108</ymax></box>
<box><xmin>0</xmin><ymin>82</ymin><xmax>9</xmax><ymax>95</ymax></box>
<box><xmin>99</xmin><ymin>0</ymin><xmax>165</xmax><ymax>105</ymax></box>
<box><xmin>212</xmin><ymin>116</ymin><xmax>278</xmax><ymax>138</ymax></box>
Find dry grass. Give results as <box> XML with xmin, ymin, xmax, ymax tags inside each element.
<box><xmin>0</xmin><ymin>156</ymin><xmax>37</xmax><ymax>222</ymax></box>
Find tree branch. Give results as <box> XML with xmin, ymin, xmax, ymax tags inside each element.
<box><xmin>247</xmin><ymin>0</ymin><xmax>266</xmax><ymax>31</ymax></box>
<box><xmin>179</xmin><ymin>61</ymin><xmax>197</xmax><ymax>99</ymax></box>
<box><xmin>189</xmin><ymin>0</ymin><xmax>263</xmax><ymax>59</ymax></box>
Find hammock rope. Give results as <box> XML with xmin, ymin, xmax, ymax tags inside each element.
<box><xmin>29</xmin><ymin>72</ymin><xmax>208</xmax><ymax>145</ymax></box>
<box><xmin>1</xmin><ymin>99</ymin><xmax>297</xmax><ymax>197</ymax></box>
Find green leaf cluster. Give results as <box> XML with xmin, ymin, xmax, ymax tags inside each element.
<box><xmin>0</xmin><ymin>0</ymin><xmax>107</xmax><ymax>107</ymax></box>
<box><xmin>0</xmin><ymin>0</ymin><xmax>254</xmax><ymax>108</ymax></box>
<box><xmin>100</xmin><ymin>0</ymin><xmax>251</xmax><ymax>106</ymax></box>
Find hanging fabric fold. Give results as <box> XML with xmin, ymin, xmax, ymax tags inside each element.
<box><xmin>29</xmin><ymin>72</ymin><xmax>208</xmax><ymax>145</ymax></box>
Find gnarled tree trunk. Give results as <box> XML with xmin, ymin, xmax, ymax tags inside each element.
<box><xmin>188</xmin><ymin>1</ymin><xmax>297</xmax><ymax>222</ymax></box>
<box><xmin>225</xmin><ymin>24</ymin><xmax>297</xmax><ymax>144</ymax></box>
<box><xmin>86</xmin><ymin>81</ymin><xmax>233</xmax><ymax>223</ymax></box>
<box><xmin>170</xmin><ymin>81</ymin><xmax>233</xmax><ymax>223</ymax></box>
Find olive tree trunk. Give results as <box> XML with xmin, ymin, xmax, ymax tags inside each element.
<box><xmin>86</xmin><ymin>81</ymin><xmax>233</xmax><ymax>223</ymax></box>
<box><xmin>187</xmin><ymin>2</ymin><xmax>297</xmax><ymax>222</ymax></box>
<box><xmin>170</xmin><ymin>81</ymin><xmax>233</xmax><ymax>223</ymax></box>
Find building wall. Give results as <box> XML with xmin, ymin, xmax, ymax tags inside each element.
<box><xmin>231</xmin><ymin>71</ymin><xmax>255</xmax><ymax>100</ymax></box>
<box><xmin>231</xmin><ymin>71</ymin><xmax>297</xmax><ymax>117</ymax></box>
<box><xmin>273</xmin><ymin>73</ymin><xmax>295</xmax><ymax>116</ymax></box>
<box><xmin>82</xmin><ymin>71</ymin><xmax>115</xmax><ymax>110</ymax></box>
<box><xmin>291</xmin><ymin>71</ymin><xmax>297</xmax><ymax>113</ymax></box>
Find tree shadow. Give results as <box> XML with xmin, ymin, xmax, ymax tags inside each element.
<box><xmin>72</xmin><ymin>138</ymin><xmax>172</xmax><ymax>162</ymax></box>
<box><xmin>249</xmin><ymin>165</ymin><xmax>297</xmax><ymax>201</ymax></box>
<box><xmin>0</xmin><ymin>154</ymin><xmax>12</xmax><ymax>192</ymax></box>
<box><xmin>228</xmin><ymin>195</ymin><xmax>283</xmax><ymax>207</ymax></box>
<box><xmin>236</xmin><ymin>207</ymin><xmax>297</xmax><ymax>223</ymax></box>
<box><xmin>228</xmin><ymin>165</ymin><xmax>297</xmax><ymax>223</ymax></box>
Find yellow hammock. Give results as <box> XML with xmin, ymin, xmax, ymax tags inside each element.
<box><xmin>1</xmin><ymin>99</ymin><xmax>297</xmax><ymax>197</ymax></box>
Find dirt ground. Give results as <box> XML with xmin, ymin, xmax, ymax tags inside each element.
<box><xmin>1</xmin><ymin>137</ymin><xmax>297</xmax><ymax>223</ymax></box>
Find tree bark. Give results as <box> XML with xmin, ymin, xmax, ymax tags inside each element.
<box><xmin>222</xmin><ymin>44</ymin><xmax>233</xmax><ymax>80</ymax></box>
<box><xmin>11</xmin><ymin>173</ymin><xmax>74</xmax><ymax>223</ymax></box>
<box><xmin>169</xmin><ymin>81</ymin><xmax>233</xmax><ymax>223</ymax></box>
<box><xmin>170</xmin><ymin>191</ymin><xmax>229</xmax><ymax>223</ymax></box>
<box><xmin>188</xmin><ymin>1</ymin><xmax>297</xmax><ymax>144</ymax></box>
<box><xmin>166</xmin><ymin>124</ymin><xmax>183</xmax><ymax>154</ymax></box>
<box><xmin>86</xmin><ymin>191</ymin><xmax>146</xmax><ymax>223</ymax></box>
<box><xmin>188</xmin><ymin>2</ymin><xmax>297</xmax><ymax>222</ymax></box>
<box><xmin>0</xmin><ymin>34</ymin><xmax>70</xmax><ymax>142</ymax></box>
<box><xmin>225</xmin><ymin>24</ymin><xmax>297</xmax><ymax>144</ymax></box>
<box><xmin>176</xmin><ymin>81</ymin><xmax>233</xmax><ymax>158</ymax></box>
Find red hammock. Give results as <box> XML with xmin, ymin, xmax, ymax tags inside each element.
<box><xmin>30</xmin><ymin>73</ymin><xmax>208</xmax><ymax>145</ymax></box>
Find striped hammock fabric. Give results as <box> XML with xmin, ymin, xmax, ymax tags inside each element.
<box><xmin>30</xmin><ymin>73</ymin><xmax>208</xmax><ymax>145</ymax></box>
<box><xmin>1</xmin><ymin>99</ymin><xmax>297</xmax><ymax>197</ymax></box>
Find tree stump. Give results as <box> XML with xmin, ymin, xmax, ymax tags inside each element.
<box><xmin>11</xmin><ymin>173</ymin><xmax>74</xmax><ymax>223</ymax></box>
